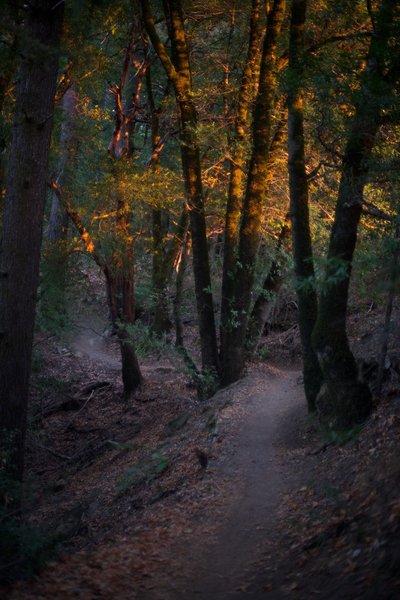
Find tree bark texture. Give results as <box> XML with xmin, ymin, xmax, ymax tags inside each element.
<box><xmin>222</xmin><ymin>0</ymin><xmax>287</xmax><ymax>386</ymax></box>
<box><xmin>287</xmin><ymin>0</ymin><xmax>323</xmax><ymax>412</ymax></box>
<box><xmin>312</xmin><ymin>0</ymin><xmax>398</xmax><ymax>429</ymax></box>
<box><xmin>0</xmin><ymin>0</ymin><xmax>64</xmax><ymax>480</ymax></box>
<box><xmin>141</xmin><ymin>0</ymin><xmax>219</xmax><ymax>376</ymax></box>
<box><xmin>220</xmin><ymin>0</ymin><xmax>263</xmax><ymax>356</ymax></box>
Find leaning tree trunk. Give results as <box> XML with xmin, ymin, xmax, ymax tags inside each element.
<box><xmin>312</xmin><ymin>0</ymin><xmax>398</xmax><ymax>430</ymax></box>
<box><xmin>287</xmin><ymin>0</ymin><xmax>323</xmax><ymax>412</ymax></box>
<box><xmin>141</xmin><ymin>0</ymin><xmax>219</xmax><ymax>377</ymax></box>
<box><xmin>222</xmin><ymin>0</ymin><xmax>287</xmax><ymax>386</ymax></box>
<box><xmin>0</xmin><ymin>0</ymin><xmax>64</xmax><ymax>480</ymax></box>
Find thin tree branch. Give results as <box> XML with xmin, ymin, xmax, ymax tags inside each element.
<box><xmin>140</xmin><ymin>0</ymin><xmax>180</xmax><ymax>88</ymax></box>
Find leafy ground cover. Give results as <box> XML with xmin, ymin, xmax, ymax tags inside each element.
<box><xmin>1</xmin><ymin>297</ymin><xmax>400</xmax><ymax>599</ymax></box>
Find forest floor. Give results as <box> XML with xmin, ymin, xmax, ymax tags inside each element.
<box><xmin>2</xmin><ymin>295</ymin><xmax>400</xmax><ymax>599</ymax></box>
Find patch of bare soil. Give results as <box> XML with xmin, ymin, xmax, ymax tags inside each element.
<box><xmin>2</xmin><ymin>306</ymin><xmax>400</xmax><ymax>599</ymax></box>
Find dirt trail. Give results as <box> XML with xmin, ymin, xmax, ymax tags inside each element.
<box><xmin>68</xmin><ymin>316</ymin><xmax>308</xmax><ymax>598</ymax></box>
<box><xmin>141</xmin><ymin>368</ymin><xmax>306</xmax><ymax>599</ymax></box>
<box><xmin>69</xmin><ymin>315</ymin><xmax>120</xmax><ymax>371</ymax></box>
<box><xmin>190</xmin><ymin>370</ymin><xmax>304</xmax><ymax>600</ymax></box>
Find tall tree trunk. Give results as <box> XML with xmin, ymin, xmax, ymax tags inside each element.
<box><xmin>220</xmin><ymin>0</ymin><xmax>263</xmax><ymax>358</ymax></box>
<box><xmin>141</xmin><ymin>0</ymin><xmax>219</xmax><ymax>377</ymax></box>
<box><xmin>107</xmin><ymin>17</ymin><xmax>144</xmax><ymax>397</ymax></box>
<box><xmin>287</xmin><ymin>0</ymin><xmax>323</xmax><ymax>412</ymax></box>
<box><xmin>0</xmin><ymin>0</ymin><xmax>64</xmax><ymax>480</ymax></box>
<box><xmin>312</xmin><ymin>0</ymin><xmax>398</xmax><ymax>429</ymax></box>
<box><xmin>222</xmin><ymin>0</ymin><xmax>287</xmax><ymax>386</ymax></box>
<box><xmin>146</xmin><ymin>65</ymin><xmax>172</xmax><ymax>335</ymax></box>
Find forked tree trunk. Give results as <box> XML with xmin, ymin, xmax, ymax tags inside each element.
<box><xmin>244</xmin><ymin>109</ymin><xmax>288</xmax><ymax>352</ymax></box>
<box><xmin>220</xmin><ymin>0</ymin><xmax>263</xmax><ymax>358</ymax></box>
<box><xmin>312</xmin><ymin>0</ymin><xmax>398</xmax><ymax>429</ymax></box>
<box><xmin>0</xmin><ymin>0</ymin><xmax>64</xmax><ymax>480</ymax></box>
<box><xmin>106</xmin><ymin>17</ymin><xmax>144</xmax><ymax>397</ymax></box>
<box><xmin>287</xmin><ymin>0</ymin><xmax>323</xmax><ymax>412</ymax></box>
<box><xmin>222</xmin><ymin>0</ymin><xmax>287</xmax><ymax>386</ymax></box>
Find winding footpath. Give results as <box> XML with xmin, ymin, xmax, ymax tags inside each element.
<box><xmin>143</xmin><ymin>368</ymin><xmax>307</xmax><ymax>599</ymax></box>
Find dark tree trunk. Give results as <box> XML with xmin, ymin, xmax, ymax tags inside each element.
<box><xmin>146</xmin><ymin>65</ymin><xmax>173</xmax><ymax>335</ymax></box>
<box><xmin>312</xmin><ymin>0</ymin><xmax>398</xmax><ymax>429</ymax></box>
<box><xmin>287</xmin><ymin>0</ymin><xmax>323</xmax><ymax>412</ymax></box>
<box><xmin>141</xmin><ymin>0</ymin><xmax>219</xmax><ymax>378</ymax></box>
<box><xmin>220</xmin><ymin>0</ymin><xmax>263</xmax><ymax>358</ymax></box>
<box><xmin>178</xmin><ymin>97</ymin><xmax>219</xmax><ymax>373</ymax></box>
<box><xmin>222</xmin><ymin>0</ymin><xmax>287</xmax><ymax>386</ymax></box>
<box><xmin>0</xmin><ymin>0</ymin><xmax>64</xmax><ymax>480</ymax></box>
<box><xmin>105</xmin><ymin>263</ymin><xmax>142</xmax><ymax>398</ymax></box>
<box><xmin>107</xmin><ymin>19</ymin><xmax>145</xmax><ymax>397</ymax></box>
